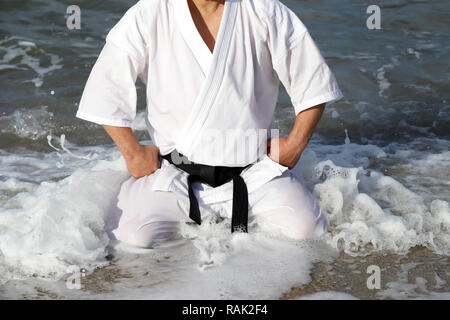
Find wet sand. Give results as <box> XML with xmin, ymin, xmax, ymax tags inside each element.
<box><xmin>283</xmin><ymin>246</ymin><xmax>450</xmax><ymax>299</ymax></box>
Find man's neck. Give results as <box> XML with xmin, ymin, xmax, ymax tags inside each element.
<box><xmin>187</xmin><ymin>0</ymin><xmax>225</xmax><ymax>52</ymax></box>
<box><xmin>190</xmin><ymin>0</ymin><xmax>225</xmax><ymax>16</ymax></box>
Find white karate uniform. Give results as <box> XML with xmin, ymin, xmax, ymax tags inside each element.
<box><xmin>77</xmin><ymin>0</ymin><xmax>343</xmax><ymax>247</ymax></box>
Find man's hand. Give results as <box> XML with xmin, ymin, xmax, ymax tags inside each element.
<box><xmin>126</xmin><ymin>145</ymin><xmax>161</xmax><ymax>178</ymax></box>
<box><xmin>102</xmin><ymin>125</ymin><xmax>161</xmax><ymax>179</ymax></box>
<box><xmin>267</xmin><ymin>103</ymin><xmax>326</xmax><ymax>169</ymax></box>
<box><xmin>267</xmin><ymin>137</ymin><xmax>305</xmax><ymax>169</ymax></box>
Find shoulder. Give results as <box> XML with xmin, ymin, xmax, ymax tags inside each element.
<box><xmin>122</xmin><ymin>0</ymin><xmax>166</xmax><ymax>22</ymax></box>
<box><xmin>245</xmin><ymin>0</ymin><xmax>307</xmax><ymax>35</ymax></box>
<box><xmin>249</xmin><ymin>0</ymin><xmax>308</xmax><ymax>39</ymax></box>
<box><xmin>105</xmin><ymin>0</ymin><xmax>169</xmax><ymax>58</ymax></box>
<box><xmin>107</xmin><ymin>0</ymin><xmax>167</xmax><ymax>39</ymax></box>
<box><xmin>246</xmin><ymin>0</ymin><xmax>297</xmax><ymax>23</ymax></box>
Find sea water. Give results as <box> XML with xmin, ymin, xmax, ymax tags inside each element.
<box><xmin>0</xmin><ymin>0</ymin><xmax>449</xmax><ymax>299</ymax></box>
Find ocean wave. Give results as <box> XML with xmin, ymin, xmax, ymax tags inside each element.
<box><xmin>298</xmin><ymin>135</ymin><xmax>450</xmax><ymax>256</ymax></box>
<box><xmin>0</xmin><ymin>109</ymin><xmax>149</xmax><ymax>144</ymax></box>
<box><xmin>0</xmin><ymin>36</ymin><xmax>62</xmax><ymax>88</ymax></box>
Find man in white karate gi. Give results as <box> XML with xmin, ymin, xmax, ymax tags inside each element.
<box><xmin>77</xmin><ymin>0</ymin><xmax>343</xmax><ymax>248</ymax></box>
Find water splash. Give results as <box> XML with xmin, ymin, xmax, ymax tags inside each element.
<box><xmin>47</xmin><ymin>134</ymin><xmax>93</xmax><ymax>168</ymax></box>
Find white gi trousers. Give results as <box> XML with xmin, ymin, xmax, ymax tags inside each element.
<box><xmin>107</xmin><ymin>161</ymin><xmax>328</xmax><ymax>248</ymax></box>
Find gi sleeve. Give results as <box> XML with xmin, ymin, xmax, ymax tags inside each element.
<box><xmin>76</xmin><ymin>3</ymin><xmax>147</xmax><ymax>127</ymax></box>
<box><xmin>268</xmin><ymin>2</ymin><xmax>344</xmax><ymax>115</ymax></box>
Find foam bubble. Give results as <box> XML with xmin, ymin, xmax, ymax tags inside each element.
<box><xmin>331</xmin><ymin>110</ymin><xmax>339</xmax><ymax>119</ymax></box>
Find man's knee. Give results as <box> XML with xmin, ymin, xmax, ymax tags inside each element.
<box><xmin>114</xmin><ymin>220</ymin><xmax>180</xmax><ymax>248</ymax></box>
<box><xmin>256</xmin><ymin>204</ymin><xmax>328</xmax><ymax>241</ymax></box>
<box><xmin>284</xmin><ymin>211</ymin><xmax>328</xmax><ymax>240</ymax></box>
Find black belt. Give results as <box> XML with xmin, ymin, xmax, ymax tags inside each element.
<box><xmin>162</xmin><ymin>151</ymin><xmax>250</xmax><ymax>233</ymax></box>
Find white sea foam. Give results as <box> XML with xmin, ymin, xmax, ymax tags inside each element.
<box><xmin>297</xmin><ymin>135</ymin><xmax>450</xmax><ymax>256</ymax></box>
<box><xmin>98</xmin><ymin>231</ymin><xmax>333</xmax><ymax>299</ymax></box>
<box><xmin>0</xmin><ymin>156</ymin><xmax>129</xmax><ymax>283</ymax></box>
<box><xmin>375</xmin><ymin>56</ymin><xmax>400</xmax><ymax>98</ymax></box>
<box><xmin>0</xmin><ymin>132</ymin><xmax>449</xmax><ymax>298</ymax></box>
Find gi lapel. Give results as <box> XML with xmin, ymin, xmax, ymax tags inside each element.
<box><xmin>174</xmin><ymin>0</ymin><xmax>214</xmax><ymax>76</ymax></box>
<box><xmin>175</xmin><ymin>0</ymin><xmax>239</xmax><ymax>162</ymax></box>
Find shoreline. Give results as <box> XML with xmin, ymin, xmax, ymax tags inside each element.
<box><xmin>2</xmin><ymin>246</ymin><xmax>449</xmax><ymax>300</ymax></box>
